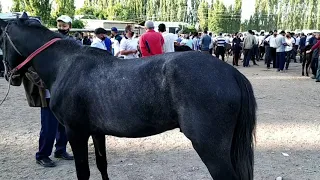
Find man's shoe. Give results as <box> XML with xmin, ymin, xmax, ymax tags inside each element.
<box><xmin>54</xmin><ymin>152</ymin><xmax>74</xmax><ymax>160</ymax></box>
<box><xmin>36</xmin><ymin>157</ymin><xmax>56</xmax><ymax>167</ymax></box>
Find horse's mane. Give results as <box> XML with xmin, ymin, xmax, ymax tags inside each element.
<box><xmin>12</xmin><ymin>18</ymin><xmax>63</xmax><ymax>39</ymax></box>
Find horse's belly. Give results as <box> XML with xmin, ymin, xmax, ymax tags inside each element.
<box><xmin>91</xmin><ymin>115</ymin><xmax>179</xmax><ymax>138</ymax></box>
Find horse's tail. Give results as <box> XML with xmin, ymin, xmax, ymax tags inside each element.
<box><xmin>231</xmin><ymin>72</ymin><xmax>257</xmax><ymax>180</ymax></box>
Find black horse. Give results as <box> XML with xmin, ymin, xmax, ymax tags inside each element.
<box><xmin>302</xmin><ymin>48</ymin><xmax>312</xmax><ymax>76</ymax></box>
<box><xmin>0</xmin><ymin>15</ymin><xmax>257</xmax><ymax>180</ymax></box>
<box><xmin>174</xmin><ymin>45</ymin><xmax>193</xmax><ymax>52</ymax></box>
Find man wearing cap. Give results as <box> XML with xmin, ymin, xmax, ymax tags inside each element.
<box><xmin>111</xmin><ymin>27</ymin><xmax>122</xmax><ymax>57</ymax></box>
<box><xmin>30</xmin><ymin>15</ymin><xmax>75</xmax><ymax>168</ymax></box>
<box><xmin>56</xmin><ymin>15</ymin><xmax>82</xmax><ymax>45</ymax></box>
<box><xmin>91</xmin><ymin>28</ymin><xmax>109</xmax><ymax>51</ymax></box>
<box><xmin>139</xmin><ymin>20</ymin><xmax>164</xmax><ymax>57</ymax></box>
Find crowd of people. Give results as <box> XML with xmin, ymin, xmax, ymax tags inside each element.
<box><xmin>79</xmin><ymin>23</ymin><xmax>320</xmax><ymax>84</ymax></box>
<box><xmin>194</xmin><ymin>29</ymin><xmax>320</xmax><ymax>82</ymax></box>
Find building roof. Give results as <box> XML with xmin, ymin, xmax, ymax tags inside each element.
<box><xmin>49</xmin><ymin>28</ymin><xmax>125</xmax><ymax>32</ymax></box>
<box><xmin>0</xmin><ymin>12</ymin><xmax>40</xmax><ymax>20</ymax></box>
<box><xmin>138</xmin><ymin>21</ymin><xmax>189</xmax><ymax>27</ymax></box>
<box><xmin>81</xmin><ymin>19</ymin><xmax>136</xmax><ymax>24</ymax></box>
<box><xmin>0</xmin><ymin>12</ymin><xmax>21</xmax><ymax>19</ymax></box>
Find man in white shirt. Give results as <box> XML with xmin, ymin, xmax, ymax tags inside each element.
<box><xmin>111</xmin><ymin>27</ymin><xmax>122</xmax><ymax>57</ymax></box>
<box><xmin>305</xmin><ymin>33</ymin><xmax>313</xmax><ymax>46</ymax></box>
<box><xmin>91</xmin><ymin>28</ymin><xmax>108</xmax><ymax>50</ymax></box>
<box><xmin>293</xmin><ymin>33</ymin><xmax>300</xmax><ymax>63</ymax></box>
<box><xmin>158</xmin><ymin>23</ymin><xmax>176</xmax><ymax>53</ymax></box>
<box><xmin>120</xmin><ymin>25</ymin><xmax>139</xmax><ymax>59</ymax></box>
<box><xmin>258</xmin><ymin>32</ymin><xmax>265</xmax><ymax>60</ymax></box>
<box><xmin>265</xmin><ymin>30</ymin><xmax>278</xmax><ymax>68</ymax></box>
<box><xmin>192</xmin><ymin>33</ymin><xmax>200</xmax><ymax>51</ymax></box>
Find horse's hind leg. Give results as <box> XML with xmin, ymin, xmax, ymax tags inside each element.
<box><xmin>66</xmin><ymin>127</ymin><xmax>90</xmax><ymax>180</ymax></box>
<box><xmin>180</xmin><ymin>112</ymin><xmax>237</xmax><ymax>180</ymax></box>
<box><xmin>92</xmin><ymin>135</ymin><xmax>109</xmax><ymax>180</ymax></box>
<box><xmin>191</xmin><ymin>140</ymin><xmax>237</xmax><ymax>180</ymax></box>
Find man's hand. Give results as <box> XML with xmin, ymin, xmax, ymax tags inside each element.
<box><xmin>131</xmin><ymin>50</ymin><xmax>138</xmax><ymax>54</ymax></box>
<box><xmin>306</xmin><ymin>50</ymin><xmax>312</xmax><ymax>54</ymax></box>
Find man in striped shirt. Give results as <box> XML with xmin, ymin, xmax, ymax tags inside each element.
<box><xmin>215</xmin><ymin>33</ymin><xmax>226</xmax><ymax>61</ymax></box>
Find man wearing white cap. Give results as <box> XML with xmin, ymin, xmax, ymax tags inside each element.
<box><xmin>56</xmin><ymin>15</ymin><xmax>72</xmax><ymax>35</ymax></box>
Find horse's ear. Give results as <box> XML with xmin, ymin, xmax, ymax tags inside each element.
<box><xmin>0</xmin><ymin>19</ymin><xmax>8</xmax><ymax>29</ymax></box>
<box><xmin>19</xmin><ymin>12</ymin><xmax>29</xmax><ymax>20</ymax></box>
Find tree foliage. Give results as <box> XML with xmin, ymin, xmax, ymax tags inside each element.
<box><xmin>54</xmin><ymin>0</ymin><xmax>76</xmax><ymax>18</ymax></box>
<box><xmin>12</xmin><ymin>0</ymin><xmax>52</xmax><ymax>23</ymax></box>
<box><xmin>72</xmin><ymin>19</ymin><xmax>85</xmax><ymax>28</ymax></box>
<box><xmin>242</xmin><ymin>0</ymin><xmax>320</xmax><ymax>31</ymax></box>
<box><xmin>197</xmin><ymin>0</ymin><xmax>208</xmax><ymax>31</ymax></box>
<box><xmin>10</xmin><ymin>0</ymin><xmax>320</xmax><ymax>33</ymax></box>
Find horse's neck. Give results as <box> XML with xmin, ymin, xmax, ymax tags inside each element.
<box><xmin>31</xmin><ymin>41</ymin><xmax>74</xmax><ymax>89</ymax></box>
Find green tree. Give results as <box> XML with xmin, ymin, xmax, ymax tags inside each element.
<box><xmin>177</xmin><ymin>0</ymin><xmax>187</xmax><ymax>22</ymax></box>
<box><xmin>189</xmin><ymin>0</ymin><xmax>200</xmax><ymax>25</ymax></box>
<box><xmin>12</xmin><ymin>0</ymin><xmax>23</xmax><ymax>12</ymax></box>
<box><xmin>160</xmin><ymin>0</ymin><xmax>167</xmax><ymax>20</ymax></box>
<box><xmin>233</xmin><ymin>0</ymin><xmax>242</xmax><ymax>32</ymax></box>
<box><xmin>197</xmin><ymin>0</ymin><xmax>208</xmax><ymax>31</ymax></box>
<box><xmin>72</xmin><ymin>19</ymin><xmax>85</xmax><ymax>28</ymax></box>
<box><xmin>208</xmin><ymin>0</ymin><xmax>228</xmax><ymax>33</ymax></box>
<box><xmin>181</xmin><ymin>25</ymin><xmax>197</xmax><ymax>34</ymax></box>
<box><xmin>54</xmin><ymin>0</ymin><xmax>76</xmax><ymax>18</ymax></box>
<box><xmin>306</xmin><ymin>0</ymin><xmax>317</xmax><ymax>29</ymax></box>
<box><xmin>22</xmin><ymin>0</ymin><xmax>51</xmax><ymax>24</ymax></box>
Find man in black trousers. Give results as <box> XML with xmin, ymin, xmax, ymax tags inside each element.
<box><xmin>270</xmin><ymin>30</ymin><xmax>278</xmax><ymax>68</ymax></box>
<box><xmin>264</xmin><ymin>31</ymin><xmax>273</xmax><ymax>67</ymax></box>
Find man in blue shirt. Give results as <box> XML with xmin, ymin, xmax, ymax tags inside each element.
<box><xmin>200</xmin><ymin>30</ymin><xmax>212</xmax><ymax>54</ymax></box>
<box><xmin>98</xmin><ymin>29</ymin><xmax>112</xmax><ymax>53</ymax></box>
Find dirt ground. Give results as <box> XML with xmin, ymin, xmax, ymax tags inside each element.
<box><xmin>0</xmin><ymin>59</ymin><xmax>319</xmax><ymax>180</ymax></box>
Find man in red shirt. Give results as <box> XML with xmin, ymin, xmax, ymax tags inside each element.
<box><xmin>139</xmin><ymin>20</ymin><xmax>164</xmax><ymax>57</ymax></box>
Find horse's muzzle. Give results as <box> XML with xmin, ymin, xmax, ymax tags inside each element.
<box><xmin>5</xmin><ymin>73</ymin><xmax>23</xmax><ymax>86</ymax></box>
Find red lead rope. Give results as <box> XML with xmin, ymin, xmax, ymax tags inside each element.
<box><xmin>12</xmin><ymin>38</ymin><xmax>61</xmax><ymax>73</ymax></box>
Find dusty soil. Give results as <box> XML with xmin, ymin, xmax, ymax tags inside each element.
<box><xmin>0</xmin><ymin>59</ymin><xmax>319</xmax><ymax>180</ymax></box>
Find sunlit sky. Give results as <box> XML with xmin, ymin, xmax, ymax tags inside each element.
<box><xmin>1</xmin><ymin>0</ymin><xmax>254</xmax><ymax>20</ymax></box>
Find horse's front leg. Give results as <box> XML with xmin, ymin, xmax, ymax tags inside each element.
<box><xmin>66</xmin><ymin>127</ymin><xmax>90</xmax><ymax>180</ymax></box>
<box><xmin>92</xmin><ymin>135</ymin><xmax>109</xmax><ymax>180</ymax></box>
